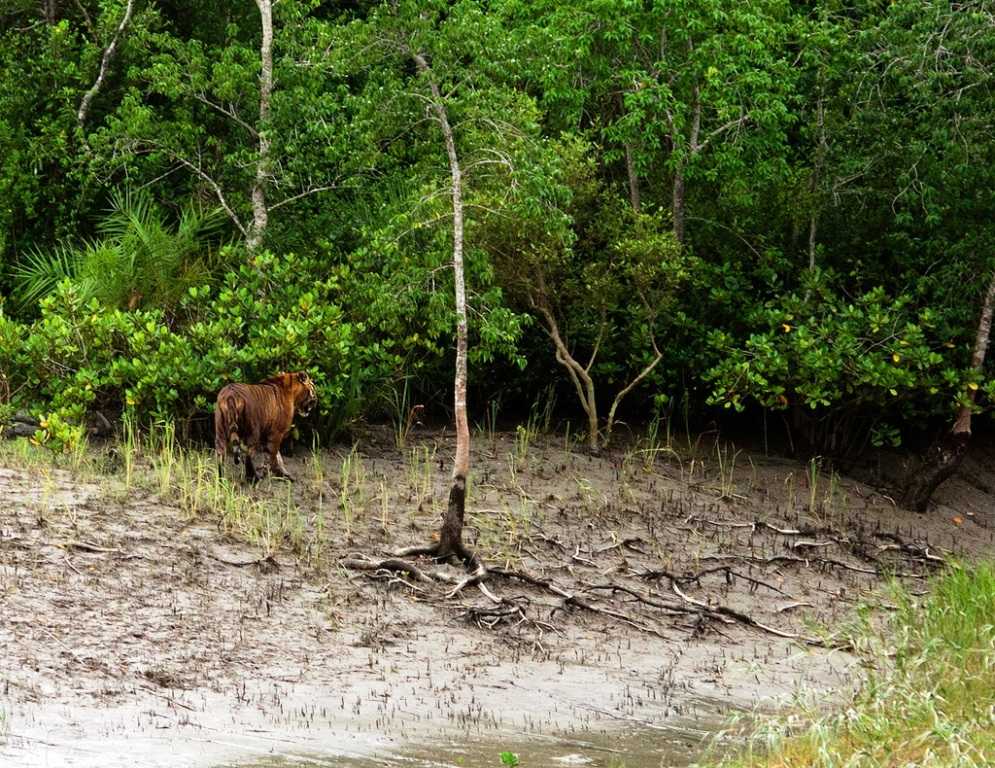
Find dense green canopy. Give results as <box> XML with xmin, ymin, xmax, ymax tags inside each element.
<box><xmin>0</xmin><ymin>0</ymin><xmax>992</xmax><ymax>455</ymax></box>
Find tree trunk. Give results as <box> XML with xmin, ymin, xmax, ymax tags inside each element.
<box><xmin>43</xmin><ymin>0</ymin><xmax>58</xmax><ymax>24</ymax></box>
<box><xmin>535</xmin><ymin>296</ymin><xmax>600</xmax><ymax>451</ymax></box>
<box><xmin>77</xmin><ymin>0</ymin><xmax>135</xmax><ymax>131</ymax></box>
<box><xmin>604</xmin><ymin>339</ymin><xmax>662</xmax><ymax>446</ymax></box>
<box><xmin>672</xmin><ymin>162</ymin><xmax>686</xmax><ymax>244</ymax></box>
<box><xmin>902</xmin><ymin>265</ymin><xmax>995</xmax><ymax>511</ymax></box>
<box><xmin>412</xmin><ymin>53</ymin><xmax>477</xmax><ymax>570</ymax></box>
<box><xmin>247</xmin><ymin>0</ymin><xmax>273</xmax><ymax>253</ymax></box>
<box><xmin>672</xmin><ymin>82</ymin><xmax>700</xmax><ymax>245</ymax></box>
<box><xmin>624</xmin><ymin>142</ymin><xmax>641</xmax><ymax>214</ymax></box>
<box><xmin>807</xmin><ymin>95</ymin><xmax>827</xmax><ymax>272</ymax></box>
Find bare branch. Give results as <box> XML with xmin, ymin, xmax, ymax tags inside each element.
<box><xmin>267</xmin><ymin>183</ymin><xmax>343</xmax><ymax>212</ymax></box>
<box><xmin>605</xmin><ymin>336</ymin><xmax>663</xmax><ymax>443</ymax></box>
<box><xmin>193</xmin><ymin>93</ymin><xmax>259</xmax><ymax>137</ymax></box>
<box><xmin>77</xmin><ymin>0</ymin><xmax>136</xmax><ymax>130</ymax></box>
<box><xmin>170</xmin><ymin>153</ymin><xmax>247</xmax><ymax>237</ymax></box>
<box><xmin>697</xmin><ymin>112</ymin><xmax>751</xmax><ymax>154</ymax></box>
<box><xmin>584</xmin><ymin>310</ymin><xmax>607</xmax><ymax>374</ymax></box>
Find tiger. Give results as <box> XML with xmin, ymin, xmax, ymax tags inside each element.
<box><xmin>214</xmin><ymin>371</ymin><xmax>318</xmax><ymax>483</ymax></box>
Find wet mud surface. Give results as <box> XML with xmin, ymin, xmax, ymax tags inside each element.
<box><xmin>2</xmin><ymin>429</ymin><xmax>992</xmax><ymax>766</ymax></box>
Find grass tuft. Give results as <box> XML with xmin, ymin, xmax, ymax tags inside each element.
<box><xmin>712</xmin><ymin>562</ymin><xmax>995</xmax><ymax>768</ymax></box>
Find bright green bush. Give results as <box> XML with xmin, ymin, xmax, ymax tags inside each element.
<box><xmin>704</xmin><ymin>275</ymin><xmax>970</xmax><ymax>447</ymax></box>
<box><xmin>2</xmin><ymin>250</ymin><xmax>399</xmax><ymax>450</ymax></box>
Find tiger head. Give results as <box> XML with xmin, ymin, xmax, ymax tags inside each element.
<box><xmin>292</xmin><ymin>371</ymin><xmax>318</xmax><ymax>416</ymax></box>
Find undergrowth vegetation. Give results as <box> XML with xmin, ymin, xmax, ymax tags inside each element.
<box><xmin>2</xmin><ymin>0</ymin><xmax>994</xmax><ymax>463</ymax></box>
<box><xmin>716</xmin><ymin>564</ymin><xmax>995</xmax><ymax>768</ymax></box>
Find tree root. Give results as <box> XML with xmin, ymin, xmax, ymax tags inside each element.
<box><xmin>341</xmin><ymin>555</ymin><xmax>435</xmax><ymax>583</ymax></box>
<box><xmin>668</xmin><ymin>582</ymin><xmax>847</xmax><ymax>648</ymax></box>
<box><xmin>873</xmin><ymin>532</ymin><xmax>946</xmax><ymax>565</ymax></box>
<box><xmin>341</xmin><ymin>541</ymin><xmax>488</xmax><ymax>597</ymax></box>
<box><xmin>636</xmin><ymin>564</ymin><xmax>793</xmax><ymax>596</ymax></box>
<box><xmin>698</xmin><ymin>552</ymin><xmax>926</xmax><ymax>579</ymax></box>
<box><xmin>489</xmin><ymin>566</ymin><xmax>669</xmax><ymax>638</ymax></box>
<box><xmin>392</xmin><ymin>540</ymin><xmax>488</xmax><ymax>597</ymax></box>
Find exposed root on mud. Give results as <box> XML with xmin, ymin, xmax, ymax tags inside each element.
<box><xmin>700</xmin><ymin>552</ymin><xmax>927</xmax><ymax>579</ymax></box>
<box><xmin>341</xmin><ymin>554</ymin><xmax>436</xmax><ymax>584</ymax></box>
<box><xmin>393</xmin><ymin>542</ymin><xmax>488</xmax><ymax>597</ymax></box>
<box><xmin>636</xmin><ymin>564</ymin><xmax>793</xmax><ymax>597</ymax></box>
<box><xmin>340</xmin><ymin>545</ymin><xmax>487</xmax><ymax>599</ymax></box>
<box><xmin>342</xmin><ymin>536</ymin><xmax>872</xmax><ymax>647</ymax></box>
<box><xmin>668</xmin><ymin>582</ymin><xmax>845</xmax><ymax>649</ymax></box>
<box><xmin>686</xmin><ymin>515</ymin><xmax>947</xmax><ymax>575</ymax></box>
<box><xmin>344</xmin><ymin>474</ymin><xmax>489</xmax><ymax>597</ymax></box>
<box><xmin>488</xmin><ymin>566</ymin><xmax>669</xmax><ymax>639</ymax></box>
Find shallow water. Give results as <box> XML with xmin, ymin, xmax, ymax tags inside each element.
<box><xmin>219</xmin><ymin>715</ymin><xmax>739</xmax><ymax>768</ymax></box>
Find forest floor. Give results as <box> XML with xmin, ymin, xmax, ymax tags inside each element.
<box><xmin>2</xmin><ymin>425</ymin><xmax>993</xmax><ymax>767</ymax></box>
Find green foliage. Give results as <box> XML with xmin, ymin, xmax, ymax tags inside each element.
<box><xmin>4</xmin><ymin>250</ymin><xmax>392</xmax><ymax>449</ymax></box>
<box><xmin>13</xmin><ymin>188</ymin><xmax>225</xmax><ymax>312</ymax></box>
<box><xmin>1</xmin><ymin>0</ymin><xmax>994</xmax><ymax>449</ymax></box>
<box><xmin>717</xmin><ymin>563</ymin><xmax>995</xmax><ymax>767</ymax></box>
<box><xmin>705</xmin><ymin>276</ymin><xmax>959</xmax><ymax>430</ymax></box>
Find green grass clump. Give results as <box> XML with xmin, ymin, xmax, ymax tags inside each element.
<box><xmin>715</xmin><ymin>563</ymin><xmax>995</xmax><ymax>768</ymax></box>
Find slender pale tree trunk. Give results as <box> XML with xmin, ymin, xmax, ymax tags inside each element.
<box><xmin>247</xmin><ymin>0</ymin><xmax>273</xmax><ymax>253</ymax></box>
<box><xmin>808</xmin><ymin>95</ymin><xmax>827</xmax><ymax>272</ymax></box>
<box><xmin>903</xmin><ymin>266</ymin><xmax>995</xmax><ymax>511</ymax></box>
<box><xmin>604</xmin><ymin>338</ymin><xmax>662</xmax><ymax>445</ymax></box>
<box><xmin>396</xmin><ymin>52</ymin><xmax>481</xmax><ymax>581</ymax></box>
<box><xmin>672</xmin><ymin>84</ymin><xmax>700</xmax><ymax>245</ymax></box>
<box><xmin>77</xmin><ymin>0</ymin><xmax>135</xmax><ymax>130</ymax></box>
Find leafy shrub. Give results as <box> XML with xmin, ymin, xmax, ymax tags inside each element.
<box><xmin>12</xmin><ymin>188</ymin><xmax>225</xmax><ymax>313</ymax></box>
<box><xmin>705</xmin><ymin>275</ymin><xmax>969</xmax><ymax>448</ymax></box>
<box><xmin>2</xmin><ymin>250</ymin><xmax>396</xmax><ymax>450</ymax></box>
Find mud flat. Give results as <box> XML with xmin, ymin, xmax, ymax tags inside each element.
<box><xmin>2</xmin><ymin>430</ymin><xmax>989</xmax><ymax>766</ymax></box>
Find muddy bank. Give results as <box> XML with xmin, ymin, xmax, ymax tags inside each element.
<box><xmin>1</xmin><ymin>430</ymin><xmax>988</xmax><ymax>766</ymax></box>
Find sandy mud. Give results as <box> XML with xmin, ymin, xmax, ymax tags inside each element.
<box><xmin>2</xmin><ymin>429</ymin><xmax>990</xmax><ymax>766</ymax></box>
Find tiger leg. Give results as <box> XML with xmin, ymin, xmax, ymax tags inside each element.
<box><xmin>243</xmin><ymin>450</ymin><xmax>259</xmax><ymax>484</ymax></box>
<box><xmin>268</xmin><ymin>437</ymin><xmax>293</xmax><ymax>481</ymax></box>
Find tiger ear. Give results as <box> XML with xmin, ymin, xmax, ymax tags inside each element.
<box><xmin>297</xmin><ymin>372</ymin><xmax>308</xmax><ymax>382</ymax></box>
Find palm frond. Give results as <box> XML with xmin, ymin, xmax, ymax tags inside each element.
<box><xmin>12</xmin><ymin>242</ymin><xmax>82</xmax><ymax>311</ymax></box>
